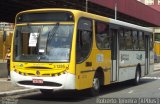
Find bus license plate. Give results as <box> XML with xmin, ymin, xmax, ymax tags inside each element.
<box><xmin>32</xmin><ymin>79</ymin><xmax>43</xmax><ymax>84</ymax></box>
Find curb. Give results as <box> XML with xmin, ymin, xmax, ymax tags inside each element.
<box><xmin>154</xmin><ymin>68</ymin><xmax>160</xmax><ymax>72</ymax></box>
<box><xmin>0</xmin><ymin>89</ymin><xmax>38</xmax><ymax>97</ymax></box>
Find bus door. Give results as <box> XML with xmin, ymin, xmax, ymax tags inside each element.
<box><xmin>111</xmin><ymin>29</ymin><xmax>118</xmax><ymax>82</ymax></box>
<box><xmin>145</xmin><ymin>34</ymin><xmax>150</xmax><ymax>75</ymax></box>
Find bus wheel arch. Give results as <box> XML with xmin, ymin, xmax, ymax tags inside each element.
<box><xmin>95</xmin><ymin>67</ymin><xmax>104</xmax><ymax>86</ymax></box>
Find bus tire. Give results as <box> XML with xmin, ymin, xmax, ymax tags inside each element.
<box><xmin>40</xmin><ymin>89</ymin><xmax>53</xmax><ymax>95</ymax></box>
<box><xmin>133</xmin><ymin>67</ymin><xmax>141</xmax><ymax>85</ymax></box>
<box><xmin>89</xmin><ymin>73</ymin><xmax>100</xmax><ymax>96</ymax></box>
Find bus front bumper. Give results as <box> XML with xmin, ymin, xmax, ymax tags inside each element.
<box><xmin>10</xmin><ymin>71</ymin><xmax>76</xmax><ymax>90</ymax></box>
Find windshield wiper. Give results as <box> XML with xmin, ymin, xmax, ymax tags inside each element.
<box><xmin>47</xmin><ymin>22</ymin><xmax>59</xmax><ymax>44</ymax></box>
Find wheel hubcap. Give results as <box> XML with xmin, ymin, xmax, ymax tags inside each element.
<box><xmin>136</xmin><ymin>71</ymin><xmax>140</xmax><ymax>82</ymax></box>
<box><xmin>93</xmin><ymin>78</ymin><xmax>100</xmax><ymax>90</ymax></box>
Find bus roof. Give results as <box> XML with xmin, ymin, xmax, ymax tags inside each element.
<box><xmin>110</xmin><ymin>18</ymin><xmax>153</xmax><ymax>33</ymax></box>
<box><xmin>17</xmin><ymin>8</ymin><xmax>153</xmax><ymax>33</ymax></box>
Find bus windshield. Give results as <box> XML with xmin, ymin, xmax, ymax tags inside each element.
<box><xmin>13</xmin><ymin>24</ymin><xmax>73</xmax><ymax>62</ymax></box>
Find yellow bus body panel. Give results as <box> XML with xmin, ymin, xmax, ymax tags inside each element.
<box><xmin>72</xmin><ymin>11</ymin><xmax>112</xmax><ymax>90</ymax></box>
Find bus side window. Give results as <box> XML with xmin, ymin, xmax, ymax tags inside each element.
<box><xmin>132</xmin><ymin>30</ymin><xmax>139</xmax><ymax>50</ymax></box>
<box><xmin>119</xmin><ymin>29</ymin><xmax>125</xmax><ymax>50</ymax></box>
<box><xmin>125</xmin><ymin>29</ymin><xmax>132</xmax><ymax>50</ymax></box>
<box><xmin>139</xmin><ymin>31</ymin><xmax>145</xmax><ymax>50</ymax></box>
<box><xmin>95</xmin><ymin>21</ymin><xmax>110</xmax><ymax>49</ymax></box>
<box><xmin>76</xmin><ymin>18</ymin><xmax>92</xmax><ymax>63</ymax></box>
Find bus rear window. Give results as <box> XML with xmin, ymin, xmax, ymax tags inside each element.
<box><xmin>16</xmin><ymin>12</ymin><xmax>74</xmax><ymax>23</ymax></box>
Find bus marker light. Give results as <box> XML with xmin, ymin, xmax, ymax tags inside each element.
<box><xmin>58</xmin><ymin>73</ymin><xmax>61</xmax><ymax>76</ymax></box>
<box><xmin>24</xmin><ymin>73</ymin><xmax>26</xmax><ymax>76</ymax></box>
<box><xmin>19</xmin><ymin>71</ymin><xmax>22</xmax><ymax>75</ymax></box>
<box><xmin>14</xmin><ymin>69</ymin><xmax>17</xmax><ymax>72</ymax></box>
<box><xmin>19</xmin><ymin>64</ymin><xmax>23</xmax><ymax>67</ymax></box>
<box><xmin>65</xmin><ymin>66</ymin><xmax>69</xmax><ymax>70</ymax></box>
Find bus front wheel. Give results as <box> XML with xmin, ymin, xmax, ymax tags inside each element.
<box><xmin>90</xmin><ymin>74</ymin><xmax>100</xmax><ymax>96</ymax></box>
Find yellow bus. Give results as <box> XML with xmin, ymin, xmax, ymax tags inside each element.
<box><xmin>154</xmin><ymin>33</ymin><xmax>160</xmax><ymax>62</ymax></box>
<box><xmin>11</xmin><ymin>8</ymin><xmax>154</xmax><ymax>96</ymax></box>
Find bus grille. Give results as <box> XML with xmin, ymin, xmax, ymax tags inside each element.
<box><xmin>14</xmin><ymin>69</ymin><xmax>66</xmax><ymax>77</ymax></box>
<box><xmin>18</xmin><ymin>81</ymin><xmax>62</xmax><ymax>87</ymax></box>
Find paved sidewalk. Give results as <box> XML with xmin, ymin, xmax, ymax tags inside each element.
<box><xmin>0</xmin><ymin>78</ymin><xmax>37</xmax><ymax>97</ymax></box>
<box><xmin>154</xmin><ymin>63</ymin><xmax>160</xmax><ymax>71</ymax></box>
<box><xmin>0</xmin><ymin>60</ymin><xmax>7</xmax><ymax>78</ymax></box>
<box><xmin>0</xmin><ymin>59</ymin><xmax>6</xmax><ymax>64</ymax></box>
<box><xmin>0</xmin><ymin>78</ymin><xmax>24</xmax><ymax>92</ymax></box>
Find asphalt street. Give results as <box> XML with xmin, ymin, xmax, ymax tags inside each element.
<box><xmin>1</xmin><ymin>70</ymin><xmax>160</xmax><ymax>104</ymax></box>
